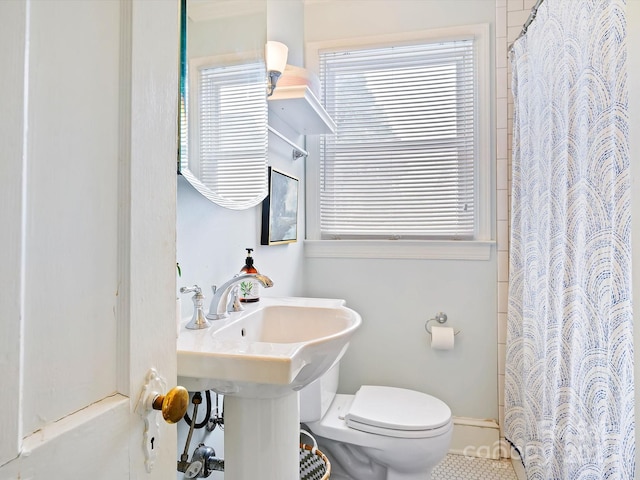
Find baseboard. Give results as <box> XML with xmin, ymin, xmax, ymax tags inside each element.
<box><xmin>448</xmin><ymin>416</ymin><xmax>501</xmax><ymax>460</ymax></box>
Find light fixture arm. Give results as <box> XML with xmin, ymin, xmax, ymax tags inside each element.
<box><xmin>267</xmin><ymin>70</ymin><xmax>282</xmax><ymax>97</ymax></box>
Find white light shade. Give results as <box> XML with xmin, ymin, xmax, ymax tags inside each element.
<box><xmin>265</xmin><ymin>41</ymin><xmax>288</xmax><ymax>74</ymax></box>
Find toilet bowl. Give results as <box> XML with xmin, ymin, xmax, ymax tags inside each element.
<box><xmin>300</xmin><ymin>365</ymin><xmax>452</xmax><ymax>480</ymax></box>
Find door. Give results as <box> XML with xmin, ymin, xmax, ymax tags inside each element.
<box><xmin>0</xmin><ymin>1</ymin><xmax>180</xmax><ymax>478</ymax></box>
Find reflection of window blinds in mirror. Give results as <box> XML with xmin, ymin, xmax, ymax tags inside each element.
<box><xmin>180</xmin><ymin>85</ymin><xmax>188</xmax><ymax>166</ymax></box>
<box><xmin>319</xmin><ymin>39</ymin><xmax>476</xmax><ymax>239</ymax></box>
<box><xmin>199</xmin><ymin>62</ymin><xmax>268</xmax><ymax>203</ymax></box>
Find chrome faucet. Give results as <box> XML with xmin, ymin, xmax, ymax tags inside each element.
<box><xmin>206</xmin><ymin>273</ymin><xmax>274</xmax><ymax>320</ymax></box>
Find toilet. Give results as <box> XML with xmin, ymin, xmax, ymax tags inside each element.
<box><xmin>300</xmin><ymin>364</ymin><xmax>453</xmax><ymax>480</ymax></box>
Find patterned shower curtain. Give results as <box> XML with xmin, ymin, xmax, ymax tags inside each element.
<box><xmin>504</xmin><ymin>0</ymin><xmax>634</xmax><ymax>478</ymax></box>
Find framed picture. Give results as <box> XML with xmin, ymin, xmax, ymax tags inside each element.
<box><xmin>261</xmin><ymin>167</ymin><xmax>299</xmax><ymax>245</ymax></box>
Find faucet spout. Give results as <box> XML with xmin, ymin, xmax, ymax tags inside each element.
<box><xmin>206</xmin><ymin>273</ymin><xmax>273</xmax><ymax>320</ymax></box>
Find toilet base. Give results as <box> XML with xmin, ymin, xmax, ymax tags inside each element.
<box><xmin>314</xmin><ymin>437</ymin><xmax>385</xmax><ymax>480</ymax></box>
<box><xmin>314</xmin><ymin>435</ymin><xmax>439</xmax><ymax>480</ymax></box>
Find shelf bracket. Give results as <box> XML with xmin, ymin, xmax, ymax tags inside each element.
<box><xmin>268</xmin><ymin>125</ymin><xmax>308</xmax><ymax>160</ymax></box>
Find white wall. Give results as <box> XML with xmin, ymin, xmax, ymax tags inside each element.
<box><xmin>302</xmin><ymin>0</ymin><xmax>498</xmax><ymax>419</ymax></box>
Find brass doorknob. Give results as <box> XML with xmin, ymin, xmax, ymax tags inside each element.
<box><xmin>152</xmin><ymin>386</ymin><xmax>189</xmax><ymax>424</ymax></box>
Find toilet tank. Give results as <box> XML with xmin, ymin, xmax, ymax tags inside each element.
<box><xmin>300</xmin><ymin>362</ymin><xmax>339</xmax><ymax>422</ymax></box>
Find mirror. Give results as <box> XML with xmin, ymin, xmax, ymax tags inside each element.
<box><xmin>179</xmin><ymin>0</ymin><xmax>269</xmax><ymax>210</ymax></box>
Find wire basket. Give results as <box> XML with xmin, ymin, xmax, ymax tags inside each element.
<box><xmin>300</xmin><ymin>429</ymin><xmax>331</xmax><ymax>480</ymax></box>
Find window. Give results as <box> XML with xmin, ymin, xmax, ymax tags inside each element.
<box><xmin>306</xmin><ymin>25</ymin><xmax>491</xmax><ymax>257</ymax></box>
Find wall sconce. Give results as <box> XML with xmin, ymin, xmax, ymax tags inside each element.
<box><xmin>265</xmin><ymin>41</ymin><xmax>288</xmax><ymax>96</ymax></box>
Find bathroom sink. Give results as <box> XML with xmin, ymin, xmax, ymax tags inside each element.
<box><xmin>177</xmin><ymin>297</ymin><xmax>361</xmax><ymax>398</ymax></box>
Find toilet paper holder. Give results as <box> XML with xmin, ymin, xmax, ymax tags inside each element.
<box><xmin>425</xmin><ymin>312</ymin><xmax>461</xmax><ymax>336</ymax></box>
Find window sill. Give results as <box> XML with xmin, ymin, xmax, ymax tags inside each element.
<box><xmin>304</xmin><ymin>239</ymin><xmax>495</xmax><ymax>261</ymax></box>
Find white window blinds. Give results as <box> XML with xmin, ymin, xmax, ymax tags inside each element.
<box><xmin>319</xmin><ymin>39</ymin><xmax>476</xmax><ymax>240</ymax></box>
<box><xmin>198</xmin><ymin>61</ymin><xmax>268</xmax><ymax>205</ymax></box>
<box><xmin>180</xmin><ymin>88</ymin><xmax>189</xmax><ymax>167</ymax></box>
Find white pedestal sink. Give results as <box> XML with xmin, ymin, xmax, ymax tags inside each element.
<box><xmin>177</xmin><ymin>297</ymin><xmax>361</xmax><ymax>480</ymax></box>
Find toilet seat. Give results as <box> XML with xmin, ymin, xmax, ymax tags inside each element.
<box><xmin>344</xmin><ymin>386</ymin><xmax>452</xmax><ymax>438</ymax></box>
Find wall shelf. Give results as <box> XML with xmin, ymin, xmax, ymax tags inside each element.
<box><xmin>268</xmin><ymin>85</ymin><xmax>336</xmax><ymax>135</ymax></box>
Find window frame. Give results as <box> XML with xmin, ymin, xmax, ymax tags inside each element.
<box><xmin>305</xmin><ymin>24</ymin><xmax>493</xmax><ymax>260</ymax></box>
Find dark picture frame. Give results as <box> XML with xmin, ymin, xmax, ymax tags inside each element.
<box><xmin>261</xmin><ymin>168</ymin><xmax>299</xmax><ymax>245</ymax></box>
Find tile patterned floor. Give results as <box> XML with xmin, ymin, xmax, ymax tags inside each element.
<box><xmin>432</xmin><ymin>454</ymin><xmax>518</xmax><ymax>480</ymax></box>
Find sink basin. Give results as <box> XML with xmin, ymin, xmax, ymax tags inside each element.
<box><xmin>177</xmin><ymin>297</ymin><xmax>361</xmax><ymax>398</ymax></box>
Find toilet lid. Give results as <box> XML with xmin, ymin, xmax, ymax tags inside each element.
<box><xmin>345</xmin><ymin>386</ymin><xmax>451</xmax><ymax>432</ymax></box>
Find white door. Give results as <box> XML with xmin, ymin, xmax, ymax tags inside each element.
<box><xmin>0</xmin><ymin>1</ymin><xmax>180</xmax><ymax>478</ymax></box>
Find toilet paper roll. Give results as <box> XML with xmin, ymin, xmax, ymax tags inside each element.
<box><xmin>431</xmin><ymin>326</ymin><xmax>455</xmax><ymax>350</ymax></box>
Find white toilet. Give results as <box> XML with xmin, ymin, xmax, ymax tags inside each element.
<box><xmin>300</xmin><ymin>364</ymin><xmax>453</xmax><ymax>480</ymax></box>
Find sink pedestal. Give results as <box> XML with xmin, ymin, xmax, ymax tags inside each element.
<box><xmin>224</xmin><ymin>392</ymin><xmax>300</xmax><ymax>480</ymax></box>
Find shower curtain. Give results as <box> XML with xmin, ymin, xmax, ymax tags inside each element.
<box><xmin>504</xmin><ymin>0</ymin><xmax>634</xmax><ymax>478</ymax></box>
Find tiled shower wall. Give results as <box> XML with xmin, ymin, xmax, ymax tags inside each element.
<box><xmin>495</xmin><ymin>0</ymin><xmax>535</xmax><ymax>457</ymax></box>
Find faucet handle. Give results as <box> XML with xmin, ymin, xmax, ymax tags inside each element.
<box><xmin>180</xmin><ymin>285</ymin><xmax>202</xmax><ymax>295</ymax></box>
<box><xmin>226</xmin><ymin>285</ymin><xmax>244</xmax><ymax>313</ymax></box>
<box><xmin>180</xmin><ymin>285</ymin><xmax>210</xmax><ymax>330</ymax></box>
